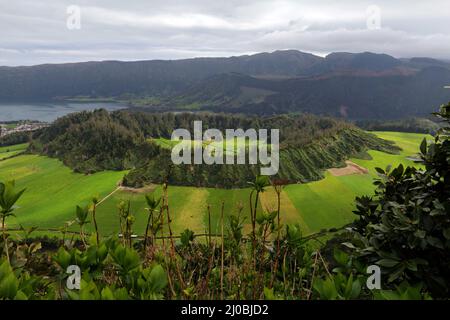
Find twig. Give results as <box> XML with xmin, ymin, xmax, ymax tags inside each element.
<box><xmin>307</xmin><ymin>251</ymin><xmax>319</xmax><ymax>300</ymax></box>
<box><xmin>220</xmin><ymin>200</ymin><xmax>225</xmax><ymax>300</ymax></box>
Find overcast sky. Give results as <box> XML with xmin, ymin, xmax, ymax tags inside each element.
<box><xmin>1</xmin><ymin>0</ymin><xmax>450</xmax><ymax>66</ymax></box>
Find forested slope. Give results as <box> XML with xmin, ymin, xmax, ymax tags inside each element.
<box><xmin>29</xmin><ymin>109</ymin><xmax>399</xmax><ymax>187</ymax></box>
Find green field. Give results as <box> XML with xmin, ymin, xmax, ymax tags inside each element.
<box><xmin>0</xmin><ymin>154</ymin><xmax>125</xmax><ymax>229</ymax></box>
<box><xmin>1</xmin><ymin>123</ymin><xmax>19</xmax><ymax>129</ymax></box>
<box><xmin>0</xmin><ymin>132</ymin><xmax>428</xmax><ymax>237</ymax></box>
<box><xmin>283</xmin><ymin>131</ymin><xmax>430</xmax><ymax>232</ymax></box>
<box><xmin>0</xmin><ymin>143</ymin><xmax>28</xmax><ymax>160</ymax></box>
<box><xmin>94</xmin><ymin>186</ymin><xmax>259</xmax><ymax>236</ymax></box>
<box><xmin>153</xmin><ymin>137</ymin><xmax>269</xmax><ymax>156</ymax></box>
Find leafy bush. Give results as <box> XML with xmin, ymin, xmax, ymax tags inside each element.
<box><xmin>347</xmin><ymin>102</ymin><xmax>450</xmax><ymax>298</ymax></box>
<box><xmin>1</xmin><ymin>105</ymin><xmax>448</xmax><ymax>300</ymax></box>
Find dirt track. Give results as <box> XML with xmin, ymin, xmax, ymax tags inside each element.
<box><xmin>118</xmin><ymin>184</ymin><xmax>157</xmax><ymax>194</ymax></box>
<box><xmin>328</xmin><ymin>161</ymin><xmax>369</xmax><ymax>176</ymax></box>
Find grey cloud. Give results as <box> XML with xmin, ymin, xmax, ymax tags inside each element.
<box><xmin>0</xmin><ymin>0</ymin><xmax>449</xmax><ymax>66</ymax></box>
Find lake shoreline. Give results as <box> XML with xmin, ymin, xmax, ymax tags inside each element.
<box><xmin>0</xmin><ymin>101</ymin><xmax>128</xmax><ymax>122</ymax></box>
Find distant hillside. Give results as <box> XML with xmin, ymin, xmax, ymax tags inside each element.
<box><xmin>167</xmin><ymin>67</ymin><xmax>450</xmax><ymax>119</ymax></box>
<box><xmin>0</xmin><ymin>50</ymin><xmax>322</xmax><ymax>100</ymax></box>
<box><xmin>301</xmin><ymin>52</ymin><xmax>406</xmax><ymax>76</ymax></box>
<box><xmin>1</xmin><ymin>50</ymin><xmax>450</xmax><ymax>119</ymax></box>
<box><xmin>356</xmin><ymin>117</ymin><xmax>442</xmax><ymax>134</ymax></box>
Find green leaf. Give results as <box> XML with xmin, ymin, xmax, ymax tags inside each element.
<box><xmin>54</xmin><ymin>247</ymin><xmax>72</xmax><ymax>270</ymax></box>
<box><xmin>374</xmin><ymin>290</ymin><xmax>401</xmax><ymax>300</ymax></box>
<box><xmin>101</xmin><ymin>287</ymin><xmax>115</xmax><ymax>300</ymax></box>
<box><xmin>97</xmin><ymin>244</ymin><xmax>109</xmax><ymax>261</ymax></box>
<box><xmin>413</xmin><ymin>230</ymin><xmax>426</xmax><ymax>239</ymax></box>
<box><xmin>420</xmin><ymin>138</ymin><xmax>427</xmax><ymax>155</ymax></box>
<box><xmin>112</xmin><ymin>288</ymin><xmax>129</xmax><ymax>300</ymax></box>
<box><xmin>0</xmin><ymin>273</ymin><xmax>19</xmax><ymax>299</ymax></box>
<box><xmin>341</xmin><ymin>242</ymin><xmax>356</xmax><ymax>249</ymax></box>
<box><xmin>443</xmin><ymin>228</ymin><xmax>450</xmax><ymax>240</ymax></box>
<box><xmin>111</xmin><ymin>246</ymin><xmax>140</xmax><ymax>273</ymax></box>
<box><xmin>313</xmin><ymin>277</ymin><xmax>338</xmax><ymax>300</ymax></box>
<box><xmin>75</xmin><ymin>205</ymin><xmax>89</xmax><ymax>224</ymax></box>
<box><xmin>388</xmin><ymin>265</ymin><xmax>405</xmax><ymax>283</ymax></box>
<box><xmin>14</xmin><ymin>290</ymin><xmax>28</xmax><ymax>300</ymax></box>
<box><xmin>0</xmin><ymin>181</ymin><xmax>25</xmax><ymax>213</ymax></box>
<box><xmin>180</xmin><ymin>229</ymin><xmax>195</xmax><ymax>247</ymax></box>
<box><xmin>148</xmin><ymin>264</ymin><xmax>168</xmax><ymax>293</ymax></box>
<box><xmin>426</xmin><ymin>236</ymin><xmax>444</xmax><ymax>249</ymax></box>
<box><xmin>145</xmin><ymin>195</ymin><xmax>161</xmax><ymax>210</ymax></box>
<box><xmin>333</xmin><ymin>249</ymin><xmax>349</xmax><ymax>266</ymax></box>
<box><xmin>0</xmin><ymin>260</ymin><xmax>12</xmax><ymax>280</ymax></box>
<box><xmin>264</xmin><ymin>287</ymin><xmax>275</xmax><ymax>300</ymax></box>
<box><xmin>351</xmin><ymin>279</ymin><xmax>361</xmax><ymax>299</ymax></box>
<box><xmin>377</xmin><ymin>259</ymin><xmax>400</xmax><ymax>267</ymax></box>
<box><xmin>375</xmin><ymin>167</ymin><xmax>385</xmax><ymax>174</ymax></box>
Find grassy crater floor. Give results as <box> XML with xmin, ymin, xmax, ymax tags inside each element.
<box><xmin>0</xmin><ymin>132</ymin><xmax>428</xmax><ymax>237</ymax></box>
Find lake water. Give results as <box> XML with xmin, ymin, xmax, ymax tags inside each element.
<box><xmin>0</xmin><ymin>102</ymin><xmax>128</xmax><ymax>122</ymax></box>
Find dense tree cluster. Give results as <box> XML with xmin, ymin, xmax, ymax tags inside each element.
<box><xmin>0</xmin><ymin>131</ymin><xmax>31</xmax><ymax>147</ymax></box>
<box><xmin>30</xmin><ymin>109</ymin><xmax>399</xmax><ymax>186</ymax></box>
<box><xmin>356</xmin><ymin>117</ymin><xmax>442</xmax><ymax>134</ymax></box>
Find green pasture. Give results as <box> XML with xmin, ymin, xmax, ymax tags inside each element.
<box><xmin>0</xmin><ymin>143</ymin><xmax>28</xmax><ymax>160</ymax></box>
<box><xmin>152</xmin><ymin>137</ymin><xmax>269</xmax><ymax>156</ymax></box>
<box><xmin>94</xmin><ymin>185</ymin><xmax>259</xmax><ymax>236</ymax></box>
<box><xmin>283</xmin><ymin>131</ymin><xmax>430</xmax><ymax>232</ymax></box>
<box><xmin>0</xmin><ymin>154</ymin><xmax>125</xmax><ymax>229</ymax></box>
<box><xmin>0</xmin><ymin>131</ymin><xmax>428</xmax><ymax>238</ymax></box>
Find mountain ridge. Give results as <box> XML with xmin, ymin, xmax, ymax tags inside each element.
<box><xmin>1</xmin><ymin>49</ymin><xmax>450</xmax><ymax>119</ymax></box>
